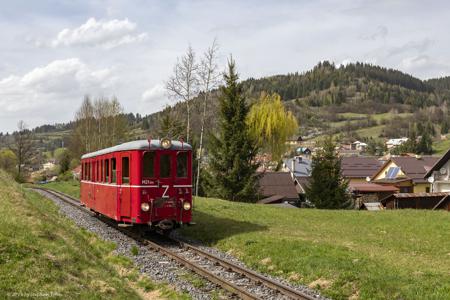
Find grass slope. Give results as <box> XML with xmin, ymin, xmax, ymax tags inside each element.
<box><xmin>0</xmin><ymin>172</ymin><xmax>186</xmax><ymax>300</ymax></box>
<box><xmin>181</xmin><ymin>198</ymin><xmax>450</xmax><ymax>300</ymax></box>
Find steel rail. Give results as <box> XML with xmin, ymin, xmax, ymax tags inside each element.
<box><xmin>175</xmin><ymin>240</ymin><xmax>316</xmax><ymax>300</ymax></box>
<box><xmin>30</xmin><ymin>187</ymin><xmax>261</xmax><ymax>300</ymax></box>
<box><xmin>33</xmin><ymin>187</ymin><xmax>318</xmax><ymax>299</ymax></box>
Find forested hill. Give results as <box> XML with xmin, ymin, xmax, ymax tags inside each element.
<box><xmin>242</xmin><ymin>61</ymin><xmax>433</xmax><ymax>102</ymax></box>
<box><xmin>3</xmin><ymin>61</ymin><xmax>450</xmax><ymax>155</ymax></box>
<box><xmin>142</xmin><ymin>61</ymin><xmax>450</xmax><ymax>144</ymax></box>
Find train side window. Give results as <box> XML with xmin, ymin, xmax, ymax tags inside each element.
<box><xmin>142</xmin><ymin>152</ymin><xmax>155</xmax><ymax>178</ymax></box>
<box><xmin>111</xmin><ymin>158</ymin><xmax>117</xmax><ymax>183</ymax></box>
<box><xmin>100</xmin><ymin>160</ymin><xmax>103</xmax><ymax>182</ymax></box>
<box><xmin>176</xmin><ymin>152</ymin><xmax>188</xmax><ymax>178</ymax></box>
<box><xmin>88</xmin><ymin>162</ymin><xmax>91</xmax><ymax>181</ymax></box>
<box><xmin>96</xmin><ymin>161</ymin><xmax>99</xmax><ymax>182</ymax></box>
<box><xmin>105</xmin><ymin>159</ymin><xmax>110</xmax><ymax>182</ymax></box>
<box><xmin>160</xmin><ymin>154</ymin><xmax>171</xmax><ymax>178</ymax></box>
<box><xmin>122</xmin><ymin>157</ymin><xmax>130</xmax><ymax>184</ymax></box>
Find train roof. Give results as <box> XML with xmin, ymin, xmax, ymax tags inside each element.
<box><xmin>81</xmin><ymin>139</ymin><xmax>192</xmax><ymax>159</ymax></box>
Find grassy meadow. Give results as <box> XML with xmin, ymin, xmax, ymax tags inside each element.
<box><xmin>44</xmin><ymin>180</ymin><xmax>450</xmax><ymax>299</ymax></box>
<box><xmin>181</xmin><ymin>197</ymin><xmax>450</xmax><ymax>300</ymax></box>
<box><xmin>0</xmin><ymin>172</ymin><xmax>186</xmax><ymax>300</ymax></box>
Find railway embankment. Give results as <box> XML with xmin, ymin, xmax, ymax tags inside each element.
<box><xmin>0</xmin><ymin>171</ymin><xmax>185</xmax><ymax>300</ymax></box>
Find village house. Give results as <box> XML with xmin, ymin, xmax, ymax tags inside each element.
<box><xmin>341</xmin><ymin>157</ymin><xmax>397</xmax><ymax>206</ymax></box>
<box><xmin>286</xmin><ymin>136</ymin><xmax>303</xmax><ymax>146</ymax></box>
<box><xmin>424</xmin><ymin>148</ymin><xmax>450</xmax><ymax>193</ymax></box>
<box><xmin>385</xmin><ymin>137</ymin><xmax>408</xmax><ymax>149</ymax></box>
<box><xmin>257</xmin><ymin>172</ymin><xmax>300</xmax><ymax>206</ymax></box>
<box><xmin>341</xmin><ymin>157</ymin><xmax>384</xmax><ymax>184</ymax></box>
<box><xmin>282</xmin><ymin>156</ymin><xmax>312</xmax><ymax>202</ymax></box>
<box><xmin>350</xmin><ymin>141</ymin><xmax>368</xmax><ymax>152</ymax></box>
<box><xmin>371</xmin><ymin>156</ymin><xmax>439</xmax><ymax>193</ymax></box>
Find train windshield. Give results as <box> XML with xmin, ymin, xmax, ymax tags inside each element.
<box><xmin>160</xmin><ymin>154</ymin><xmax>171</xmax><ymax>178</ymax></box>
<box><xmin>142</xmin><ymin>152</ymin><xmax>155</xmax><ymax>178</ymax></box>
<box><xmin>176</xmin><ymin>152</ymin><xmax>188</xmax><ymax>178</ymax></box>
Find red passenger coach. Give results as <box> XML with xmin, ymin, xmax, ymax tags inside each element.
<box><xmin>80</xmin><ymin>139</ymin><xmax>192</xmax><ymax>231</ymax></box>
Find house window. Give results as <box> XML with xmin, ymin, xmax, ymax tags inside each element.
<box><xmin>399</xmin><ymin>186</ymin><xmax>413</xmax><ymax>193</ymax></box>
<box><xmin>122</xmin><ymin>157</ymin><xmax>130</xmax><ymax>184</ymax></box>
<box><xmin>160</xmin><ymin>154</ymin><xmax>171</xmax><ymax>178</ymax></box>
<box><xmin>176</xmin><ymin>152</ymin><xmax>188</xmax><ymax>178</ymax></box>
<box><xmin>142</xmin><ymin>152</ymin><xmax>155</xmax><ymax>178</ymax></box>
<box><xmin>426</xmin><ymin>187</ymin><xmax>430</xmax><ymax>193</ymax></box>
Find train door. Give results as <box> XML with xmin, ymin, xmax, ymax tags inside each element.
<box><xmin>89</xmin><ymin>160</ymin><xmax>95</xmax><ymax>208</ymax></box>
<box><xmin>154</xmin><ymin>151</ymin><xmax>177</xmax><ymax>218</ymax></box>
<box><xmin>119</xmin><ymin>155</ymin><xmax>131</xmax><ymax>218</ymax></box>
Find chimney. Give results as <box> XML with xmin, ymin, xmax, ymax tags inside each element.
<box><xmin>291</xmin><ymin>159</ymin><xmax>296</xmax><ymax>174</ymax></box>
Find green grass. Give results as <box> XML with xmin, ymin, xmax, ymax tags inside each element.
<box><xmin>433</xmin><ymin>136</ymin><xmax>450</xmax><ymax>155</ymax></box>
<box><xmin>0</xmin><ymin>172</ymin><xmax>187</xmax><ymax>300</ymax></box>
<box><xmin>180</xmin><ymin>197</ymin><xmax>450</xmax><ymax>300</ymax></box>
<box><xmin>43</xmin><ymin>179</ymin><xmax>81</xmax><ymax>198</ymax></box>
<box><xmin>355</xmin><ymin>125</ymin><xmax>385</xmax><ymax>139</ymax></box>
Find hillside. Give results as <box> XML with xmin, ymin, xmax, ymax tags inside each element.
<box><xmin>142</xmin><ymin>61</ymin><xmax>450</xmax><ymax>146</ymax></box>
<box><xmin>0</xmin><ymin>171</ymin><xmax>155</xmax><ymax>299</ymax></box>
<box><xmin>2</xmin><ymin>62</ymin><xmax>450</xmax><ymax>156</ymax></box>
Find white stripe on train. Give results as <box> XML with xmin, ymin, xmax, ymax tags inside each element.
<box><xmin>80</xmin><ymin>180</ymin><xmax>192</xmax><ymax>189</ymax></box>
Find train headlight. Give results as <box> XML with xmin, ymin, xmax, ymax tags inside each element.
<box><xmin>161</xmin><ymin>138</ymin><xmax>172</xmax><ymax>149</ymax></box>
<box><xmin>141</xmin><ymin>203</ymin><xmax>150</xmax><ymax>212</ymax></box>
<box><xmin>183</xmin><ymin>202</ymin><xmax>191</xmax><ymax>211</ymax></box>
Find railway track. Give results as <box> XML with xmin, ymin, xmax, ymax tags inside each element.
<box><xmin>32</xmin><ymin>187</ymin><xmax>319</xmax><ymax>300</ymax></box>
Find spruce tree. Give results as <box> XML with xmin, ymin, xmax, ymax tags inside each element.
<box><xmin>305</xmin><ymin>136</ymin><xmax>352</xmax><ymax>209</ymax></box>
<box><xmin>205</xmin><ymin>59</ymin><xmax>259</xmax><ymax>202</ymax></box>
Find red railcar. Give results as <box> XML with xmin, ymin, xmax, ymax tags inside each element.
<box><xmin>80</xmin><ymin>139</ymin><xmax>192</xmax><ymax>231</ymax></box>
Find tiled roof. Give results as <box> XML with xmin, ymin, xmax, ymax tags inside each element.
<box><xmin>390</xmin><ymin>156</ymin><xmax>439</xmax><ymax>183</ymax></box>
<box><xmin>341</xmin><ymin>157</ymin><xmax>383</xmax><ymax>178</ymax></box>
<box><xmin>258</xmin><ymin>172</ymin><xmax>299</xmax><ymax>199</ymax></box>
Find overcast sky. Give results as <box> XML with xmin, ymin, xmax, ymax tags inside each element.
<box><xmin>1</xmin><ymin>0</ymin><xmax>450</xmax><ymax>132</ymax></box>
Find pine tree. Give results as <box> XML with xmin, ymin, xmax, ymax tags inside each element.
<box><xmin>205</xmin><ymin>59</ymin><xmax>260</xmax><ymax>202</ymax></box>
<box><xmin>416</xmin><ymin>131</ymin><xmax>433</xmax><ymax>154</ymax></box>
<box><xmin>305</xmin><ymin>136</ymin><xmax>352</xmax><ymax>209</ymax></box>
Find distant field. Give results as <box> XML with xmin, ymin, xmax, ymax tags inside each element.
<box><xmin>180</xmin><ymin>197</ymin><xmax>450</xmax><ymax>300</ymax></box>
<box><xmin>434</xmin><ymin>136</ymin><xmax>450</xmax><ymax>155</ymax></box>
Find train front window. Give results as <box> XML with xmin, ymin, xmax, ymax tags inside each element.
<box><xmin>122</xmin><ymin>157</ymin><xmax>130</xmax><ymax>184</ymax></box>
<box><xmin>177</xmin><ymin>152</ymin><xmax>188</xmax><ymax>178</ymax></box>
<box><xmin>142</xmin><ymin>152</ymin><xmax>155</xmax><ymax>178</ymax></box>
<box><xmin>160</xmin><ymin>154</ymin><xmax>171</xmax><ymax>178</ymax></box>
<box><xmin>111</xmin><ymin>158</ymin><xmax>116</xmax><ymax>183</ymax></box>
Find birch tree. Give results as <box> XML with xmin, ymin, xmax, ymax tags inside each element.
<box><xmin>166</xmin><ymin>46</ymin><xmax>198</xmax><ymax>143</ymax></box>
<box><xmin>195</xmin><ymin>39</ymin><xmax>221</xmax><ymax>196</ymax></box>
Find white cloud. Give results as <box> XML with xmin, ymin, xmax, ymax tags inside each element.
<box><xmin>141</xmin><ymin>84</ymin><xmax>168</xmax><ymax>111</ymax></box>
<box><xmin>0</xmin><ymin>58</ymin><xmax>117</xmax><ymax>128</ymax></box>
<box><xmin>51</xmin><ymin>18</ymin><xmax>148</xmax><ymax>49</ymax></box>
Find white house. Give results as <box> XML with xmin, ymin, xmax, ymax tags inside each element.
<box><xmin>386</xmin><ymin>137</ymin><xmax>408</xmax><ymax>149</ymax></box>
<box><xmin>425</xmin><ymin>148</ymin><xmax>450</xmax><ymax>193</ymax></box>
